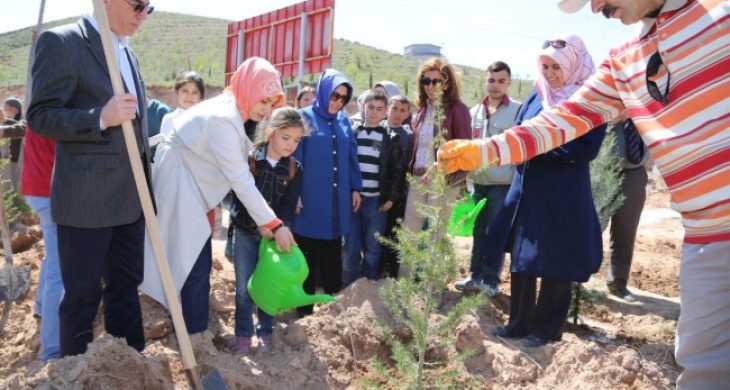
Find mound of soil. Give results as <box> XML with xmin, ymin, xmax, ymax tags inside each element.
<box><xmin>2</xmin><ymin>275</ymin><xmax>679</xmax><ymax>389</ymax></box>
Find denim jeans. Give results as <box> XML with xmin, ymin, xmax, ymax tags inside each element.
<box><xmin>232</xmin><ymin>228</ymin><xmax>273</xmax><ymax>337</ymax></box>
<box><xmin>180</xmin><ymin>238</ymin><xmax>212</xmax><ymax>334</ymax></box>
<box><xmin>343</xmin><ymin>196</ymin><xmax>388</xmax><ymax>287</ymax></box>
<box><xmin>26</xmin><ymin>196</ymin><xmax>63</xmax><ymax>363</ymax></box>
<box><xmin>470</xmin><ymin>184</ymin><xmax>510</xmax><ymax>289</ymax></box>
<box><xmin>36</xmin><ymin>255</ymin><xmax>44</xmax><ymax>316</ymax></box>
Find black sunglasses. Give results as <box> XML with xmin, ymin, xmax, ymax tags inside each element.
<box><xmin>420</xmin><ymin>77</ymin><xmax>444</xmax><ymax>86</ymax></box>
<box><xmin>330</xmin><ymin>91</ymin><xmax>347</xmax><ymax>103</ymax></box>
<box><xmin>646</xmin><ymin>51</ymin><xmax>670</xmax><ymax>104</ymax></box>
<box><xmin>542</xmin><ymin>39</ymin><xmax>567</xmax><ymax>50</ymax></box>
<box><xmin>124</xmin><ymin>0</ymin><xmax>154</xmax><ymax>15</ymax></box>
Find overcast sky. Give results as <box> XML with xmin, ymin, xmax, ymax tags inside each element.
<box><xmin>4</xmin><ymin>0</ymin><xmax>637</xmax><ymax>77</ymax></box>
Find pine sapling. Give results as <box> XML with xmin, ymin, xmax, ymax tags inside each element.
<box><xmin>371</xmin><ymin>85</ymin><xmax>484</xmax><ymax>389</ymax></box>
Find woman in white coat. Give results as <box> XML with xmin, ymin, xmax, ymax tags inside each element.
<box><xmin>140</xmin><ymin>57</ymin><xmax>295</xmax><ymax>337</ymax></box>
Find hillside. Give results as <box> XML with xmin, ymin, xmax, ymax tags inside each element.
<box><xmin>334</xmin><ymin>39</ymin><xmax>534</xmax><ymax>105</ymax></box>
<box><xmin>0</xmin><ymin>12</ymin><xmax>229</xmax><ymax>88</ymax></box>
<box><xmin>0</xmin><ymin>11</ymin><xmax>533</xmax><ymax>106</ymax></box>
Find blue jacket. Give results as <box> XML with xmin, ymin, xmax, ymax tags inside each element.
<box><xmin>293</xmin><ymin>69</ymin><xmax>363</xmax><ymax>239</ymax></box>
<box><xmin>481</xmin><ymin>90</ymin><xmax>606</xmax><ymax>282</ymax></box>
<box><xmin>146</xmin><ymin>99</ymin><xmax>172</xmax><ymax>138</ymax></box>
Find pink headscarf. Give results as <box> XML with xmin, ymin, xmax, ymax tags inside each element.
<box><xmin>226</xmin><ymin>57</ymin><xmax>285</xmax><ymax>120</ymax></box>
<box><xmin>534</xmin><ymin>34</ymin><xmax>595</xmax><ymax>108</ymax></box>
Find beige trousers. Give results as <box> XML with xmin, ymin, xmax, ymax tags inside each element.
<box><xmin>675</xmin><ymin>241</ymin><xmax>730</xmax><ymax>390</ymax></box>
<box><xmin>399</xmin><ymin>181</ymin><xmax>460</xmax><ymax>277</ymax></box>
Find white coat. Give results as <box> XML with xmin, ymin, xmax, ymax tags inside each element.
<box><xmin>139</xmin><ymin>93</ymin><xmax>276</xmax><ymax>307</ymax></box>
<box><xmin>159</xmin><ymin>107</ymin><xmax>186</xmax><ymax>137</ymax></box>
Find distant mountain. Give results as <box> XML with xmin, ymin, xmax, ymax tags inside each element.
<box><xmin>0</xmin><ymin>12</ymin><xmax>532</xmax><ymax>106</ymax></box>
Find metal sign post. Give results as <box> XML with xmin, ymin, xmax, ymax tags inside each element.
<box><xmin>296</xmin><ymin>12</ymin><xmax>308</xmax><ymax>93</ymax></box>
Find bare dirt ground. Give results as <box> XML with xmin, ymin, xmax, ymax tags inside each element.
<box><xmin>0</xmin><ymin>170</ymin><xmax>682</xmax><ymax>389</ymax></box>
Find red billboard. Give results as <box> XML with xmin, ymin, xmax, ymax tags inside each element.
<box><xmin>225</xmin><ymin>0</ymin><xmax>335</xmax><ymax>85</ymax></box>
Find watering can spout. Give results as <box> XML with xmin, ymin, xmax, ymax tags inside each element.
<box><xmin>447</xmin><ymin>194</ymin><xmax>488</xmax><ymax>237</ymax></box>
<box><xmin>292</xmin><ymin>292</ymin><xmax>335</xmax><ymax>307</ymax></box>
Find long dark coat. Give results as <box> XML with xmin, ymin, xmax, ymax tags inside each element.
<box><xmin>481</xmin><ymin>90</ymin><xmax>606</xmax><ymax>282</ymax></box>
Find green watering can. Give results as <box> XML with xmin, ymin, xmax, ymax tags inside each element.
<box><xmin>248</xmin><ymin>239</ymin><xmax>335</xmax><ymax>316</ymax></box>
<box><xmin>447</xmin><ymin>193</ymin><xmax>487</xmax><ymax>237</ymax></box>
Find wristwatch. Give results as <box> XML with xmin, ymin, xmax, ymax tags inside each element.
<box><xmin>271</xmin><ymin>222</ymin><xmax>285</xmax><ymax>234</ymax></box>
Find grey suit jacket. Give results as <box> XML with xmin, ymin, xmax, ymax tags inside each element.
<box><xmin>27</xmin><ymin>18</ymin><xmax>152</xmax><ymax>228</ymax></box>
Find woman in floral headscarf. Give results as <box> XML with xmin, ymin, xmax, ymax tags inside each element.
<box><xmin>482</xmin><ymin>35</ymin><xmax>607</xmax><ymax>347</ymax></box>
<box><xmin>139</xmin><ymin>57</ymin><xmax>296</xmax><ymax>338</ymax></box>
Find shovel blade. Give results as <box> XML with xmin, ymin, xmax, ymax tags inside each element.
<box><xmin>201</xmin><ymin>369</ymin><xmax>227</xmax><ymax>390</ymax></box>
<box><xmin>0</xmin><ymin>264</ymin><xmax>30</xmax><ymax>302</ymax></box>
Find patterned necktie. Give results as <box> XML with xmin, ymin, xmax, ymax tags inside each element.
<box><xmin>623</xmin><ymin>119</ymin><xmax>644</xmax><ymax>164</ymax></box>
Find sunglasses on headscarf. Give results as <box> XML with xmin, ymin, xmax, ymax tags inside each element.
<box><xmin>542</xmin><ymin>39</ymin><xmax>567</xmax><ymax>50</ymax></box>
<box><xmin>646</xmin><ymin>51</ymin><xmax>670</xmax><ymax>104</ymax></box>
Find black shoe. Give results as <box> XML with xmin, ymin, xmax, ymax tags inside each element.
<box><xmin>607</xmin><ymin>283</ymin><xmax>637</xmax><ymax>302</ymax></box>
<box><xmin>456</xmin><ymin>279</ymin><xmax>499</xmax><ymax>297</ymax></box>
<box><xmin>493</xmin><ymin>326</ymin><xmax>526</xmax><ymax>339</ymax></box>
<box><xmin>525</xmin><ymin>333</ymin><xmax>561</xmax><ymax>347</ymax></box>
<box><xmin>525</xmin><ymin>335</ymin><xmax>547</xmax><ymax>347</ymax></box>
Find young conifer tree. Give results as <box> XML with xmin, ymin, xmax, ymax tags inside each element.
<box><xmin>590</xmin><ymin>125</ymin><xmax>626</xmax><ymax>231</ymax></box>
<box><xmin>371</xmin><ymin>86</ymin><xmax>483</xmax><ymax>389</ymax></box>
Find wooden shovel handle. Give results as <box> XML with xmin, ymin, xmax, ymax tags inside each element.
<box><xmin>90</xmin><ymin>0</ymin><xmax>200</xmax><ymax>381</ymax></box>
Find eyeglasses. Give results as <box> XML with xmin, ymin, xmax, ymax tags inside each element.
<box><xmin>330</xmin><ymin>92</ymin><xmax>347</xmax><ymax>103</ymax></box>
<box><xmin>123</xmin><ymin>0</ymin><xmax>154</xmax><ymax>15</ymax></box>
<box><xmin>542</xmin><ymin>39</ymin><xmax>567</xmax><ymax>50</ymax></box>
<box><xmin>420</xmin><ymin>77</ymin><xmax>444</xmax><ymax>86</ymax></box>
<box><xmin>646</xmin><ymin>51</ymin><xmax>670</xmax><ymax>104</ymax></box>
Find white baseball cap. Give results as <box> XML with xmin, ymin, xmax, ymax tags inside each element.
<box><xmin>557</xmin><ymin>0</ymin><xmax>590</xmax><ymax>13</ymax></box>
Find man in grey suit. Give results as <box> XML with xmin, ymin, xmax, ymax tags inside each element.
<box><xmin>27</xmin><ymin>0</ymin><xmax>154</xmax><ymax>356</ymax></box>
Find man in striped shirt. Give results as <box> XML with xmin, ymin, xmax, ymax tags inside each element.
<box><xmin>439</xmin><ymin>1</ymin><xmax>729</xmax><ymax>388</ymax></box>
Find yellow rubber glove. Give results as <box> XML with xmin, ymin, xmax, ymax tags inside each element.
<box><xmin>438</xmin><ymin>140</ymin><xmax>483</xmax><ymax>174</ymax></box>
